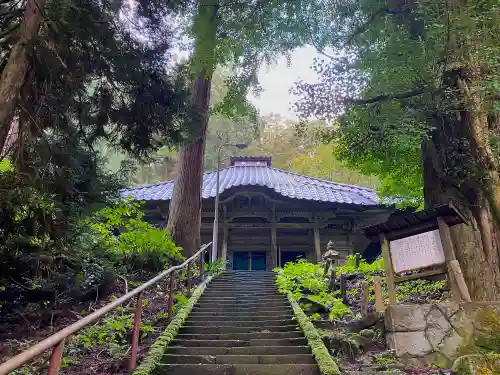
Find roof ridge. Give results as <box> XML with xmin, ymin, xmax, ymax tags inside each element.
<box><xmin>121</xmin><ymin>164</ymin><xmax>377</xmax><ymax>195</ymax></box>
<box><xmin>267</xmin><ymin>166</ymin><xmax>376</xmax><ymax>192</ymax></box>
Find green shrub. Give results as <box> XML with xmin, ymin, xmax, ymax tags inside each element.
<box><xmin>204</xmin><ymin>259</ymin><xmax>227</xmax><ymax>276</ymax></box>
<box><xmin>395</xmin><ymin>279</ymin><xmax>447</xmax><ymax>303</ymax></box>
<box><xmin>336</xmin><ymin>255</ymin><xmax>384</xmax><ymax>277</ymax></box>
<box><xmin>274</xmin><ymin>259</ymin><xmax>352</xmax><ymax>321</ymax></box>
<box><xmin>82</xmin><ymin>199</ymin><xmax>183</xmax><ymax>274</ymax></box>
<box><xmin>67</xmin><ymin>313</ymin><xmax>154</xmax><ymax>359</ymax></box>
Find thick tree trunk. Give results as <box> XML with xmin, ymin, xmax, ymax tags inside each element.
<box><xmin>0</xmin><ymin>0</ymin><xmax>47</xmax><ymax>152</ymax></box>
<box><xmin>167</xmin><ymin>1</ymin><xmax>218</xmax><ymax>256</ymax></box>
<box><xmin>421</xmin><ymin>77</ymin><xmax>500</xmax><ymax>300</ymax></box>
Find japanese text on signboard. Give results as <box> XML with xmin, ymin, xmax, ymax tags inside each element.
<box><xmin>390</xmin><ymin>230</ymin><xmax>445</xmax><ymax>273</ymax></box>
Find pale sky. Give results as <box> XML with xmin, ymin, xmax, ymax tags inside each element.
<box><xmin>250</xmin><ymin>45</ymin><xmax>319</xmax><ymax>120</ymax></box>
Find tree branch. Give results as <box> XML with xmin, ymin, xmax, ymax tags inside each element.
<box><xmin>349</xmin><ymin>88</ymin><xmax>427</xmax><ymax>105</ymax></box>
<box><xmin>347</xmin><ymin>7</ymin><xmax>409</xmax><ymax>44</ymax></box>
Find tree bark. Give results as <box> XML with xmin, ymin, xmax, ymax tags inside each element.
<box><xmin>166</xmin><ymin>0</ymin><xmax>218</xmax><ymax>256</ymax></box>
<box><xmin>421</xmin><ymin>79</ymin><xmax>500</xmax><ymax>301</ymax></box>
<box><xmin>0</xmin><ymin>0</ymin><xmax>47</xmax><ymax>152</ymax></box>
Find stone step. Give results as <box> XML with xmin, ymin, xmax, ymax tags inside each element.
<box><xmin>189</xmin><ymin>310</ymin><xmax>292</xmax><ymax>317</ymax></box>
<box><xmin>165</xmin><ymin>346</ymin><xmax>311</xmax><ymax>356</ymax></box>
<box><xmin>192</xmin><ymin>306</ymin><xmax>292</xmax><ymax>314</ymax></box>
<box><xmin>170</xmin><ymin>337</ymin><xmax>307</xmax><ymax>347</ymax></box>
<box><xmin>204</xmin><ymin>291</ymin><xmax>279</xmax><ymax>296</ymax></box>
<box><xmin>180</xmin><ymin>325</ymin><xmax>300</xmax><ymax>335</ymax></box>
<box><xmin>154</xmin><ymin>363</ymin><xmax>319</xmax><ymax>375</ymax></box>
<box><xmin>188</xmin><ymin>314</ymin><xmax>293</xmax><ymax>321</ymax></box>
<box><xmin>183</xmin><ymin>319</ymin><xmax>296</xmax><ymax>327</ymax></box>
<box><xmin>175</xmin><ymin>331</ymin><xmax>303</xmax><ymax>341</ymax></box>
<box><xmin>195</xmin><ymin>299</ymin><xmax>289</xmax><ymax>307</ymax></box>
<box><xmin>200</xmin><ymin>293</ymin><xmax>287</xmax><ymax>301</ymax></box>
<box><xmin>163</xmin><ymin>354</ymin><xmax>316</xmax><ymax>365</ymax></box>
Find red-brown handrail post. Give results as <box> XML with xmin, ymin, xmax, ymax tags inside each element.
<box><xmin>187</xmin><ymin>261</ymin><xmax>192</xmax><ymax>294</ymax></box>
<box><xmin>167</xmin><ymin>272</ymin><xmax>175</xmax><ymax>321</ymax></box>
<box><xmin>128</xmin><ymin>292</ymin><xmax>143</xmax><ymax>374</ymax></box>
<box><xmin>199</xmin><ymin>249</ymin><xmax>205</xmax><ymax>282</ymax></box>
<box><xmin>47</xmin><ymin>339</ymin><xmax>65</xmax><ymax>375</ymax></box>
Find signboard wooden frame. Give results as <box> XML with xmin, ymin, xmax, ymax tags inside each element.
<box><xmin>362</xmin><ymin>203</ymin><xmax>472</xmax><ymax>306</ymax></box>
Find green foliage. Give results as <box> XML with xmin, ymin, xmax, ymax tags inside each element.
<box><xmin>290</xmin><ymin>144</ymin><xmax>379</xmax><ymax>189</ymax></box>
<box><xmin>82</xmin><ymin>199</ymin><xmax>183</xmax><ymax>274</ymax></box>
<box><xmin>396</xmin><ymin>279</ymin><xmax>447</xmax><ymax>304</ymax></box>
<box><xmin>292</xmin><ymin>0</ymin><xmax>500</xmax><ymax>206</ymax></box>
<box><xmin>454</xmin><ymin>310</ymin><xmax>500</xmax><ymax>375</ymax></box>
<box><xmin>204</xmin><ymin>259</ymin><xmax>227</xmax><ymax>276</ymax></box>
<box><xmin>274</xmin><ymin>259</ymin><xmax>352</xmax><ymax>321</ymax></box>
<box><xmin>287</xmin><ymin>293</ymin><xmax>341</xmax><ymax>375</ymax></box>
<box><xmin>319</xmin><ymin>329</ymin><xmax>363</xmax><ymax>359</ymax></box>
<box><xmin>68</xmin><ymin>313</ymin><xmax>153</xmax><ymax>359</ymax></box>
<box><xmin>374</xmin><ymin>351</ymin><xmax>398</xmax><ymax>366</ymax></box>
<box><xmin>336</xmin><ymin>255</ymin><xmax>384</xmax><ymax>276</ymax></box>
<box><xmin>173</xmin><ymin>294</ymin><xmax>189</xmax><ymax>313</ymax></box>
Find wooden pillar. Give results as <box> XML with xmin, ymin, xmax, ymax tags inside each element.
<box><xmin>380</xmin><ymin>233</ymin><xmax>397</xmax><ymax>305</ymax></box>
<box><xmin>437</xmin><ymin>216</ymin><xmax>472</xmax><ymax>302</ymax></box>
<box><xmin>271</xmin><ymin>226</ymin><xmax>278</xmax><ymax>269</ymax></box>
<box><xmin>313</xmin><ymin>226</ymin><xmax>321</xmax><ymax>263</ymax></box>
<box><xmin>221</xmin><ymin>223</ymin><xmax>228</xmax><ymax>266</ymax></box>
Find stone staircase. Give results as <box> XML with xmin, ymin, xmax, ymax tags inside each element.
<box><xmin>160</xmin><ymin>271</ymin><xmax>320</xmax><ymax>375</ymax></box>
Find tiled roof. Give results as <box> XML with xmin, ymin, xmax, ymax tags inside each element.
<box><xmin>120</xmin><ymin>165</ymin><xmax>379</xmax><ymax>206</ymax></box>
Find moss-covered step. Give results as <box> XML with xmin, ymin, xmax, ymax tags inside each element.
<box><xmin>169</xmin><ymin>337</ymin><xmax>308</xmax><ymax>347</ymax></box>
<box><xmin>162</xmin><ymin>353</ymin><xmax>316</xmax><ymax>364</ymax></box>
<box><xmin>179</xmin><ymin>324</ymin><xmax>299</xmax><ymax>334</ymax></box>
<box><xmin>164</xmin><ymin>345</ymin><xmax>311</xmax><ymax>356</ymax></box>
<box><xmin>174</xmin><ymin>331</ymin><xmax>303</xmax><ymax>340</ymax></box>
<box><xmin>153</xmin><ymin>363</ymin><xmax>320</xmax><ymax>375</ymax></box>
<box><xmin>287</xmin><ymin>293</ymin><xmax>342</xmax><ymax>375</ymax></box>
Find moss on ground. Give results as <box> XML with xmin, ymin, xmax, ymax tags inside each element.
<box><xmin>287</xmin><ymin>292</ymin><xmax>341</xmax><ymax>375</ymax></box>
<box><xmin>132</xmin><ymin>276</ymin><xmax>213</xmax><ymax>375</ymax></box>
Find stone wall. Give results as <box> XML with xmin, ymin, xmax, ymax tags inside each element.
<box><xmin>385</xmin><ymin>302</ymin><xmax>500</xmax><ymax>368</ymax></box>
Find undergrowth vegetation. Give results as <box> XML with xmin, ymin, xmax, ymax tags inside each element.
<box><xmin>274</xmin><ymin>256</ymin><xmax>449</xmax><ymax>321</ymax></box>
<box><xmin>1</xmin><ymin>198</ymin><xmax>189</xmax><ymax>375</ymax></box>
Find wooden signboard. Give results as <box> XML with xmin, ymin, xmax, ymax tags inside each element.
<box><xmin>362</xmin><ymin>203</ymin><xmax>472</xmax><ymax>307</ymax></box>
<box><xmin>390</xmin><ymin>229</ymin><xmax>445</xmax><ymax>273</ymax></box>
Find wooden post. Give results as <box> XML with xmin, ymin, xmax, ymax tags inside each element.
<box><xmin>328</xmin><ymin>268</ymin><xmax>336</xmax><ymax>292</ymax></box>
<box><xmin>129</xmin><ymin>292</ymin><xmax>143</xmax><ymax>374</ymax></box>
<box><xmin>449</xmin><ymin>260</ymin><xmax>472</xmax><ymax>302</ymax></box>
<box><xmin>47</xmin><ymin>339</ymin><xmax>65</xmax><ymax>375</ymax></box>
<box><xmin>186</xmin><ymin>261</ymin><xmax>192</xmax><ymax>294</ymax></box>
<box><xmin>167</xmin><ymin>274</ymin><xmax>175</xmax><ymax>320</ymax></box>
<box><xmin>380</xmin><ymin>233</ymin><xmax>397</xmax><ymax>305</ymax></box>
<box><xmin>374</xmin><ymin>276</ymin><xmax>385</xmax><ymax>312</ymax></box>
<box><xmin>340</xmin><ymin>274</ymin><xmax>347</xmax><ymax>304</ymax></box>
<box><xmin>221</xmin><ymin>223</ymin><xmax>228</xmax><ymax>268</ymax></box>
<box><xmin>199</xmin><ymin>249</ymin><xmax>205</xmax><ymax>281</ymax></box>
<box><xmin>355</xmin><ymin>253</ymin><xmax>361</xmax><ymax>269</ymax></box>
<box><xmin>437</xmin><ymin>216</ymin><xmax>471</xmax><ymax>302</ymax></box>
<box><xmin>248</xmin><ymin>252</ymin><xmax>252</xmax><ymax>271</ymax></box>
<box><xmin>314</xmin><ymin>226</ymin><xmax>321</xmax><ymax>263</ymax></box>
<box><xmin>360</xmin><ymin>281</ymin><xmax>369</xmax><ymax>317</ymax></box>
<box><xmin>271</xmin><ymin>227</ymin><xmax>278</xmax><ymax>269</ymax></box>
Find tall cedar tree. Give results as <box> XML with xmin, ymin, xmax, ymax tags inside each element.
<box><xmin>0</xmin><ymin>0</ymin><xmax>194</xmax><ymax>313</ymax></box>
<box><xmin>167</xmin><ymin>0</ymin><xmax>332</xmax><ymax>256</ymax></box>
<box><xmin>293</xmin><ymin>0</ymin><xmax>500</xmax><ymax>300</ymax></box>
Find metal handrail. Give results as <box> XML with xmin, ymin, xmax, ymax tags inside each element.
<box><xmin>0</xmin><ymin>242</ymin><xmax>212</xmax><ymax>375</ymax></box>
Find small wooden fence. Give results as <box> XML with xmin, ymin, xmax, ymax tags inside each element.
<box><xmin>0</xmin><ymin>243</ymin><xmax>212</xmax><ymax>375</ymax></box>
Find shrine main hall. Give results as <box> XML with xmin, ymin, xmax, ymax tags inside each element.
<box><xmin>121</xmin><ymin>156</ymin><xmax>393</xmax><ymax>270</ymax></box>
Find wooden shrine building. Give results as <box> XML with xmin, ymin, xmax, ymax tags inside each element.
<box><xmin>121</xmin><ymin>156</ymin><xmax>393</xmax><ymax>271</ymax></box>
